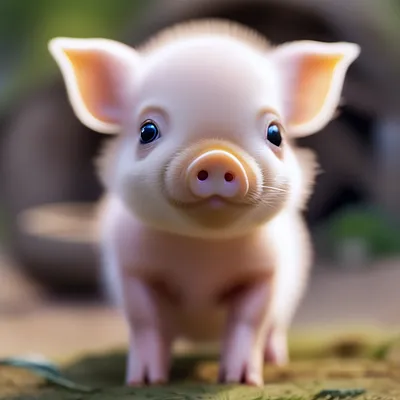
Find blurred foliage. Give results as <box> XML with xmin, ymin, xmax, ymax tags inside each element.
<box><xmin>0</xmin><ymin>1</ymin><xmax>152</xmax><ymax>240</ymax></box>
<box><xmin>327</xmin><ymin>206</ymin><xmax>400</xmax><ymax>258</ymax></box>
<box><xmin>0</xmin><ymin>0</ymin><xmax>150</xmax><ymax>108</ymax></box>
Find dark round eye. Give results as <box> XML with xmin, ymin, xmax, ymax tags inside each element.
<box><xmin>140</xmin><ymin>120</ymin><xmax>160</xmax><ymax>144</ymax></box>
<box><xmin>266</xmin><ymin>123</ymin><xmax>282</xmax><ymax>147</ymax></box>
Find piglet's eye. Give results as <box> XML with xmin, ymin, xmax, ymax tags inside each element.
<box><xmin>140</xmin><ymin>120</ymin><xmax>160</xmax><ymax>144</ymax></box>
<box><xmin>266</xmin><ymin>123</ymin><xmax>282</xmax><ymax>147</ymax></box>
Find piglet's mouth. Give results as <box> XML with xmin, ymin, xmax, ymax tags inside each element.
<box><xmin>167</xmin><ymin>195</ymin><xmax>253</xmax><ymax>229</ymax></box>
<box><xmin>193</xmin><ymin>195</ymin><xmax>241</xmax><ymax>211</ymax></box>
<box><xmin>204</xmin><ymin>195</ymin><xmax>229</xmax><ymax>210</ymax></box>
<box><xmin>167</xmin><ymin>195</ymin><xmax>253</xmax><ymax>211</ymax></box>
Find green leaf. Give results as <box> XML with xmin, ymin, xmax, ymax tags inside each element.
<box><xmin>0</xmin><ymin>356</ymin><xmax>96</xmax><ymax>393</ymax></box>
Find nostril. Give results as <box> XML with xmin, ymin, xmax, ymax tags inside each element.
<box><xmin>224</xmin><ymin>172</ymin><xmax>235</xmax><ymax>182</ymax></box>
<box><xmin>197</xmin><ymin>170</ymin><xmax>209</xmax><ymax>181</ymax></box>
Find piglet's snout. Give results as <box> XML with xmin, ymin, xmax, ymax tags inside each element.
<box><xmin>186</xmin><ymin>150</ymin><xmax>249</xmax><ymax>199</ymax></box>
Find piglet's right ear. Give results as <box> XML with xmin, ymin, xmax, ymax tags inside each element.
<box><xmin>48</xmin><ymin>38</ymin><xmax>139</xmax><ymax>134</ymax></box>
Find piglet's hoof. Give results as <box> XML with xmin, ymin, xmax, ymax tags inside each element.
<box><xmin>126</xmin><ymin>369</ymin><xmax>168</xmax><ymax>387</ymax></box>
<box><xmin>128</xmin><ymin>379</ymin><xmax>167</xmax><ymax>387</ymax></box>
<box><xmin>218</xmin><ymin>365</ymin><xmax>263</xmax><ymax>387</ymax></box>
<box><xmin>127</xmin><ymin>371</ymin><xmax>167</xmax><ymax>387</ymax></box>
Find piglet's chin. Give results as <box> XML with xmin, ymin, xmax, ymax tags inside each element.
<box><xmin>172</xmin><ymin>197</ymin><xmax>252</xmax><ymax>230</ymax></box>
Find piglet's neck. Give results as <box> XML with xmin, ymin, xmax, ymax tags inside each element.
<box><xmin>137</xmin><ymin>221</ymin><xmax>265</xmax><ymax>246</ymax></box>
<box><xmin>142</xmin><ymin>223</ymin><xmax>259</xmax><ymax>249</ymax></box>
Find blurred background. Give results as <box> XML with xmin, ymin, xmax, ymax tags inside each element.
<box><xmin>0</xmin><ymin>0</ymin><xmax>400</xmax><ymax>359</ymax></box>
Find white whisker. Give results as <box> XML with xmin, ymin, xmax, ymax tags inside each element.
<box><xmin>260</xmin><ymin>185</ymin><xmax>288</xmax><ymax>193</ymax></box>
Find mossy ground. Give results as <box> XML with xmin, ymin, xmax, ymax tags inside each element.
<box><xmin>1</xmin><ymin>332</ymin><xmax>400</xmax><ymax>400</ymax></box>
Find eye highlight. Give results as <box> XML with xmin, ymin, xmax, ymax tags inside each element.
<box><xmin>266</xmin><ymin>122</ymin><xmax>282</xmax><ymax>147</ymax></box>
<box><xmin>140</xmin><ymin>120</ymin><xmax>160</xmax><ymax>144</ymax></box>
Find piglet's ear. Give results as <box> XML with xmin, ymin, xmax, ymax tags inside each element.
<box><xmin>270</xmin><ymin>40</ymin><xmax>360</xmax><ymax>137</ymax></box>
<box><xmin>48</xmin><ymin>38</ymin><xmax>139</xmax><ymax>134</ymax></box>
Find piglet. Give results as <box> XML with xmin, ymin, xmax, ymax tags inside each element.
<box><xmin>48</xmin><ymin>20</ymin><xmax>360</xmax><ymax>386</ymax></box>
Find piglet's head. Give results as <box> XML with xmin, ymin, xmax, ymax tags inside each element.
<box><xmin>49</xmin><ymin>21</ymin><xmax>359</xmax><ymax>239</ymax></box>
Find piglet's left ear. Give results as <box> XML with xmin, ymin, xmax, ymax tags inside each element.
<box><xmin>270</xmin><ymin>40</ymin><xmax>360</xmax><ymax>137</ymax></box>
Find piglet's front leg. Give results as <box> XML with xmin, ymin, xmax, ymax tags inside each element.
<box><xmin>219</xmin><ymin>277</ymin><xmax>272</xmax><ymax>386</ymax></box>
<box><xmin>122</xmin><ymin>276</ymin><xmax>174</xmax><ymax>386</ymax></box>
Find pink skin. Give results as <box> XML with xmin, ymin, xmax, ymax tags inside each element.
<box><xmin>48</xmin><ymin>19</ymin><xmax>360</xmax><ymax>387</ymax></box>
<box><xmin>264</xmin><ymin>326</ymin><xmax>288</xmax><ymax>365</ymax></box>
<box><xmin>123</xmin><ymin>277</ymin><xmax>173</xmax><ymax>385</ymax></box>
<box><xmin>219</xmin><ymin>279</ymin><xmax>272</xmax><ymax>385</ymax></box>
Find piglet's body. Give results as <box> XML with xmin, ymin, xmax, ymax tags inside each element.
<box><xmin>49</xmin><ymin>20</ymin><xmax>360</xmax><ymax>386</ymax></box>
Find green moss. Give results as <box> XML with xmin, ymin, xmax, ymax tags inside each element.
<box><xmin>2</xmin><ymin>331</ymin><xmax>400</xmax><ymax>400</ymax></box>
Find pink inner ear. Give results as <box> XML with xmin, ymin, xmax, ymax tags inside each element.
<box><xmin>291</xmin><ymin>54</ymin><xmax>342</xmax><ymax>126</ymax></box>
<box><xmin>65</xmin><ymin>49</ymin><xmax>119</xmax><ymax>124</ymax></box>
